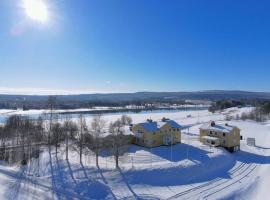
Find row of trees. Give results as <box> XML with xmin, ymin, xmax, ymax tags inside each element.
<box><xmin>0</xmin><ymin>115</ymin><xmax>44</xmax><ymax>164</ymax></box>
<box><xmin>0</xmin><ymin>96</ymin><xmax>133</xmax><ymax>168</ymax></box>
<box><xmin>209</xmin><ymin>100</ymin><xmax>245</xmax><ymax>113</ymax></box>
<box><xmin>225</xmin><ymin>102</ymin><xmax>270</xmax><ymax>122</ymax></box>
<box><xmin>240</xmin><ymin>104</ymin><xmax>270</xmax><ymax>122</ymax></box>
<box><xmin>0</xmin><ymin>111</ymin><xmax>133</xmax><ymax>168</ymax></box>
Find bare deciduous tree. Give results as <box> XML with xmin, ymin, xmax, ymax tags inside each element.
<box><xmin>107</xmin><ymin>118</ymin><xmax>131</xmax><ymax>168</ymax></box>
<box><xmin>120</xmin><ymin>115</ymin><xmax>132</xmax><ymax>126</ymax></box>
<box><xmin>78</xmin><ymin>115</ymin><xmax>87</xmax><ymax>163</ymax></box>
<box><xmin>48</xmin><ymin>96</ymin><xmax>57</xmax><ymax>145</ymax></box>
<box><xmin>51</xmin><ymin>118</ymin><xmax>64</xmax><ymax>155</ymax></box>
<box><xmin>90</xmin><ymin>114</ymin><xmax>105</xmax><ymax>167</ymax></box>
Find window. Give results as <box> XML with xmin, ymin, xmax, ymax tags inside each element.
<box><xmin>210</xmin><ymin>131</ymin><xmax>213</xmax><ymax>135</ymax></box>
<box><xmin>223</xmin><ymin>133</ymin><xmax>225</xmax><ymax>137</ymax></box>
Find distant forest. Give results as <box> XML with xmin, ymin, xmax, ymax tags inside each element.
<box><xmin>0</xmin><ymin>90</ymin><xmax>270</xmax><ymax>110</ymax></box>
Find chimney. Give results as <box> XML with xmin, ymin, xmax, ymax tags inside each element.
<box><xmin>147</xmin><ymin>119</ymin><xmax>153</xmax><ymax>123</ymax></box>
<box><xmin>162</xmin><ymin>117</ymin><xmax>169</xmax><ymax>122</ymax></box>
<box><xmin>210</xmin><ymin>121</ymin><xmax>215</xmax><ymax>127</ymax></box>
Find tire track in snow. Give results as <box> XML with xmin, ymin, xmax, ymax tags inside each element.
<box><xmin>166</xmin><ymin>162</ymin><xmax>257</xmax><ymax>200</ymax></box>
<box><xmin>202</xmin><ymin>164</ymin><xmax>257</xmax><ymax>199</ymax></box>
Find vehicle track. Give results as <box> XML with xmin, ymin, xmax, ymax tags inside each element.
<box><xmin>203</xmin><ymin>164</ymin><xmax>257</xmax><ymax>199</ymax></box>
<box><xmin>167</xmin><ymin>162</ymin><xmax>257</xmax><ymax>200</ymax></box>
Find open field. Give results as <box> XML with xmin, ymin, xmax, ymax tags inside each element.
<box><xmin>0</xmin><ymin>107</ymin><xmax>269</xmax><ymax>200</ymax></box>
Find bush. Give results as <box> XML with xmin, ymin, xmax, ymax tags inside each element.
<box><xmin>225</xmin><ymin>115</ymin><xmax>233</xmax><ymax>121</ymax></box>
<box><xmin>241</xmin><ymin>108</ymin><xmax>268</xmax><ymax>122</ymax></box>
<box><xmin>21</xmin><ymin>159</ymin><xmax>27</xmax><ymax>165</ymax></box>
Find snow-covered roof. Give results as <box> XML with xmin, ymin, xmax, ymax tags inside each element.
<box><xmin>138</xmin><ymin>119</ymin><xmax>181</xmax><ymax>133</ymax></box>
<box><xmin>163</xmin><ymin>120</ymin><xmax>182</xmax><ymax>129</ymax></box>
<box><xmin>201</xmin><ymin>136</ymin><xmax>221</xmax><ymax>141</ymax></box>
<box><xmin>200</xmin><ymin>121</ymin><xmax>238</xmax><ymax>133</ymax></box>
<box><xmin>140</xmin><ymin>121</ymin><xmax>159</xmax><ymax>132</ymax></box>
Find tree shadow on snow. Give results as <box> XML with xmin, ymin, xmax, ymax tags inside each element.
<box><xmin>151</xmin><ymin>143</ymin><xmax>212</xmax><ymax>163</ymax></box>
<box><xmin>128</xmin><ymin>143</ymin><xmax>212</xmax><ymax>163</ymax></box>
<box><xmin>123</xmin><ymin>145</ymin><xmax>270</xmax><ymax>187</ymax></box>
<box><xmin>5</xmin><ymin>166</ymin><xmax>26</xmax><ymax>200</ymax></box>
<box><xmin>124</xmin><ymin>144</ymin><xmax>237</xmax><ymax>186</ymax></box>
<box><xmin>117</xmin><ymin>168</ymin><xmax>160</xmax><ymax>200</ymax></box>
<box><xmin>47</xmin><ymin>148</ymin><xmax>111</xmax><ymax>200</ymax></box>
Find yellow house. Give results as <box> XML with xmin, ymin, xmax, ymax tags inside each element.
<box><xmin>131</xmin><ymin>118</ymin><xmax>181</xmax><ymax>148</ymax></box>
<box><xmin>199</xmin><ymin>121</ymin><xmax>241</xmax><ymax>152</ymax></box>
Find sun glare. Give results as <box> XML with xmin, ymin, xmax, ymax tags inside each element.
<box><xmin>23</xmin><ymin>0</ymin><xmax>48</xmax><ymax>23</ymax></box>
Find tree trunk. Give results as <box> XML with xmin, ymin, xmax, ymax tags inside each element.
<box><xmin>96</xmin><ymin>151</ymin><xmax>99</xmax><ymax>167</ymax></box>
<box><xmin>80</xmin><ymin>145</ymin><xmax>82</xmax><ymax>163</ymax></box>
<box><xmin>115</xmin><ymin>155</ymin><xmax>119</xmax><ymax>168</ymax></box>
<box><xmin>66</xmin><ymin>136</ymin><xmax>69</xmax><ymax>160</ymax></box>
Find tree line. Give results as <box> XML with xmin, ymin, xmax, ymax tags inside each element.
<box><xmin>0</xmin><ymin>98</ymin><xmax>133</xmax><ymax>169</ymax></box>
<box><xmin>225</xmin><ymin>101</ymin><xmax>270</xmax><ymax>122</ymax></box>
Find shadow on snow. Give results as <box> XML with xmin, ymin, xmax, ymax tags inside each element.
<box><xmin>123</xmin><ymin>144</ymin><xmax>270</xmax><ymax>187</ymax></box>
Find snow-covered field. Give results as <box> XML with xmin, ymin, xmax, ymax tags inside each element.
<box><xmin>0</xmin><ymin>107</ymin><xmax>269</xmax><ymax>200</ymax></box>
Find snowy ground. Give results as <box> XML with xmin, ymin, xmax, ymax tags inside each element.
<box><xmin>0</xmin><ymin>107</ymin><xmax>269</xmax><ymax>200</ymax></box>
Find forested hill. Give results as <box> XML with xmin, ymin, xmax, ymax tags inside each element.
<box><xmin>0</xmin><ymin>90</ymin><xmax>270</xmax><ymax>109</ymax></box>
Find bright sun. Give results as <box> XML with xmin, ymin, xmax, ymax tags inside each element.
<box><xmin>23</xmin><ymin>0</ymin><xmax>48</xmax><ymax>23</ymax></box>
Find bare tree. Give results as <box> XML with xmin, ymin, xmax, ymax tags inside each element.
<box><xmin>51</xmin><ymin>116</ymin><xmax>64</xmax><ymax>155</ymax></box>
<box><xmin>90</xmin><ymin>114</ymin><xmax>105</xmax><ymax>167</ymax></box>
<box><xmin>63</xmin><ymin>115</ymin><xmax>71</xmax><ymax>160</ymax></box>
<box><xmin>108</xmin><ymin>118</ymin><xmax>131</xmax><ymax>168</ymax></box>
<box><xmin>0</xmin><ymin>126</ymin><xmax>5</xmax><ymax>160</ymax></box>
<box><xmin>120</xmin><ymin>115</ymin><xmax>132</xmax><ymax>126</ymax></box>
<box><xmin>62</xmin><ymin>115</ymin><xmax>78</xmax><ymax>160</ymax></box>
<box><xmin>78</xmin><ymin>115</ymin><xmax>87</xmax><ymax>163</ymax></box>
<box><xmin>48</xmin><ymin>96</ymin><xmax>57</xmax><ymax>145</ymax></box>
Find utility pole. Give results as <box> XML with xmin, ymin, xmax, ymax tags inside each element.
<box><xmin>170</xmin><ymin>131</ymin><xmax>173</xmax><ymax>163</ymax></box>
<box><xmin>186</xmin><ymin>129</ymin><xmax>190</xmax><ymax>164</ymax></box>
<box><xmin>151</xmin><ymin>145</ymin><xmax>153</xmax><ymax>168</ymax></box>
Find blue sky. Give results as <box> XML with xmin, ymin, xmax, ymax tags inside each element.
<box><xmin>0</xmin><ymin>0</ymin><xmax>270</xmax><ymax>94</ymax></box>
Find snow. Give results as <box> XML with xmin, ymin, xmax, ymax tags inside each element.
<box><xmin>134</xmin><ymin>119</ymin><xmax>182</xmax><ymax>133</ymax></box>
<box><xmin>0</xmin><ymin>107</ymin><xmax>269</xmax><ymax>199</ymax></box>
<box><xmin>200</xmin><ymin>122</ymin><xmax>237</xmax><ymax>133</ymax></box>
<box><xmin>201</xmin><ymin>135</ymin><xmax>221</xmax><ymax>141</ymax></box>
<box><xmin>138</xmin><ymin>121</ymin><xmax>159</xmax><ymax>132</ymax></box>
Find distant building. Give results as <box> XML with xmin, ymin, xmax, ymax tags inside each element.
<box><xmin>131</xmin><ymin>118</ymin><xmax>182</xmax><ymax>148</ymax></box>
<box><xmin>199</xmin><ymin>121</ymin><xmax>240</xmax><ymax>152</ymax></box>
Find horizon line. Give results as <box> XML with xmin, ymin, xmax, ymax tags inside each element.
<box><xmin>0</xmin><ymin>87</ymin><xmax>269</xmax><ymax>96</ymax></box>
